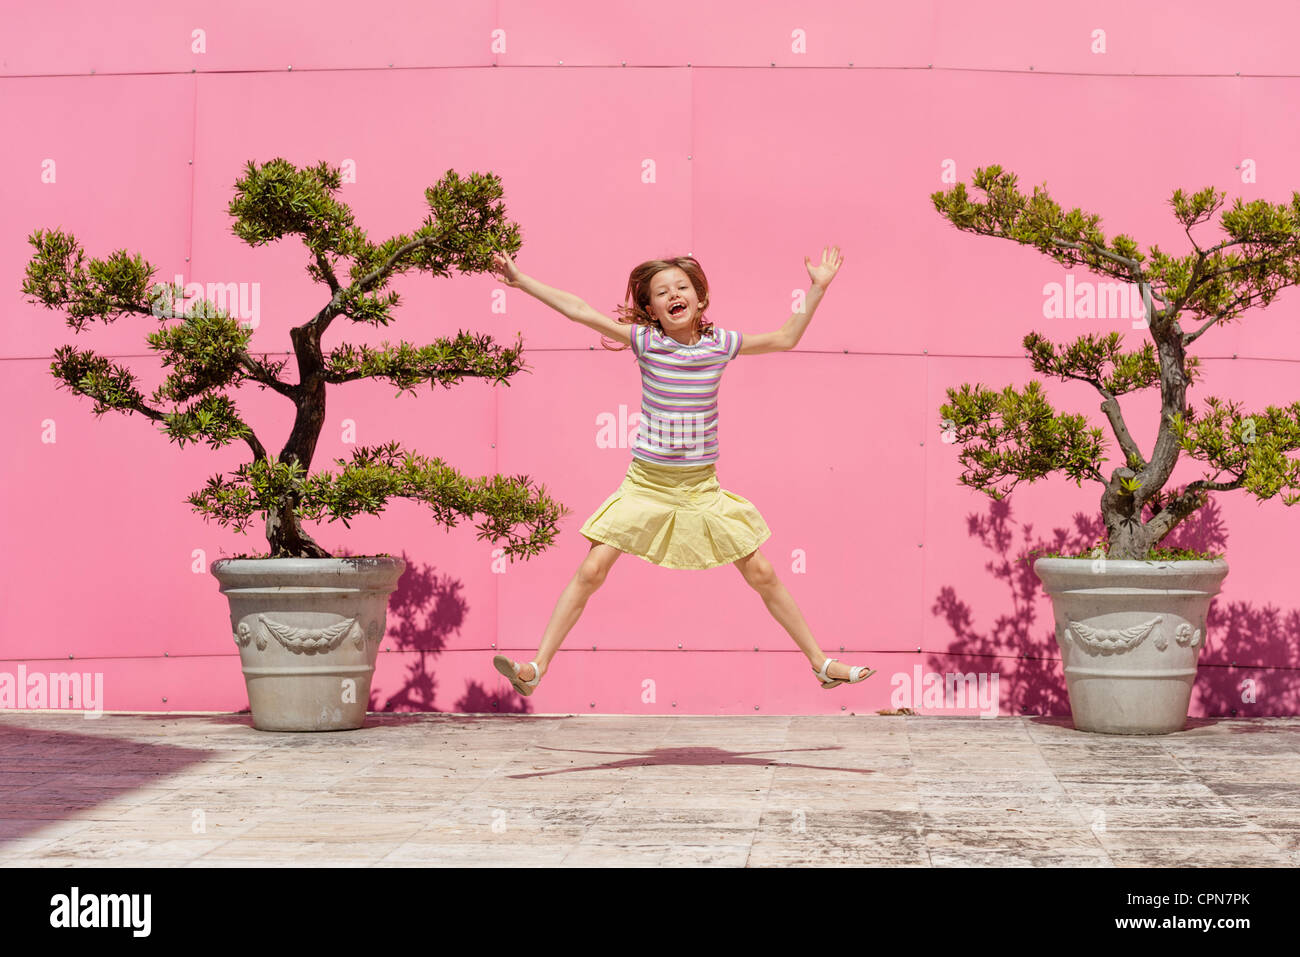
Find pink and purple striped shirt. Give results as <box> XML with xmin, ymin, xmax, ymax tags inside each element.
<box><xmin>630</xmin><ymin>323</ymin><xmax>743</xmax><ymax>467</ymax></box>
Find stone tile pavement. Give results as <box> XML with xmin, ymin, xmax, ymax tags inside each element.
<box><xmin>0</xmin><ymin>713</ymin><xmax>1297</xmax><ymax>867</ymax></box>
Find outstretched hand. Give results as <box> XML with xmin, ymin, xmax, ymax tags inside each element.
<box><xmin>491</xmin><ymin>250</ymin><xmax>524</xmax><ymax>288</ymax></box>
<box><xmin>806</xmin><ymin>245</ymin><xmax>844</xmax><ymax>289</ymax></box>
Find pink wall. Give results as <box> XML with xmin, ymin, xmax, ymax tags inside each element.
<box><xmin>3</xmin><ymin>1</ymin><xmax>1299</xmax><ymax>718</ymax></box>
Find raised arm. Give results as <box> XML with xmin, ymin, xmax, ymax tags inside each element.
<box><xmin>491</xmin><ymin>252</ymin><xmax>632</xmax><ymax>347</ymax></box>
<box><xmin>738</xmin><ymin>245</ymin><xmax>844</xmax><ymax>356</ymax></box>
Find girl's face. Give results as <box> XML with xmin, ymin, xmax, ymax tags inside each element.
<box><xmin>647</xmin><ymin>267</ymin><xmax>702</xmax><ymax>335</ymax></box>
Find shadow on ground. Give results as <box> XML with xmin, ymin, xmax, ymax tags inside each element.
<box><xmin>0</xmin><ymin>721</ymin><xmax>213</xmax><ymax>845</ymax></box>
<box><xmin>503</xmin><ymin>744</ymin><xmax>878</xmax><ymax>780</ymax></box>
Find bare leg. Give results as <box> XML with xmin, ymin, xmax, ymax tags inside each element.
<box><xmin>733</xmin><ymin>547</ymin><xmax>864</xmax><ymax>680</ymax></box>
<box><xmin>515</xmin><ymin>540</ymin><xmax>623</xmax><ymax>682</ymax></box>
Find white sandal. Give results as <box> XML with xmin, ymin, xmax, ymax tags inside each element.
<box><xmin>494</xmin><ymin>655</ymin><xmax>543</xmax><ymax>696</ymax></box>
<box><xmin>813</xmin><ymin>657</ymin><xmax>875</xmax><ymax>689</ymax></box>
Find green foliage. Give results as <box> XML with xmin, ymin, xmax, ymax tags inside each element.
<box><xmin>162</xmin><ymin>394</ymin><xmax>256</xmax><ymax>450</ymax></box>
<box><xmin>1170</xmin><ymin>398</ymin><xmax>1300</xmax><ymax>505</ymax></box>
<box><xmin>931</xmin><ymin>165</ymin><xmax>1147</xmax><ymax>277</ymax></box>
<box><xmin>189</xmin><ymin>444</ymin><xmax>570</xmax><ymax>562</ymax></box>
<box><xmin>24</xmin><ymin>228</ymin><xmax>156</xmax><ymax>331</ymax></box>
<box><xmin>49</xmin><ymin>344</ymin><xmax>153</xmax><ymax>417</ymax></box>
<box><xmin>324</xmin><ymin>329</ymin><xmax>527</xmax><ymax>392</ymax></box>
<box><xmin>939</xmin><ymin>379</ymin><xmax>1107</xmax><ymax>498</ymax></box>
<box><xmin>932</xmin><ymin>165</ymin><xmax>1300</xmax><ymax>555</ymax></box>
<box><xmin>145</xmin><ymin>302</ymin><xmax>254</xmax><ymax>402</ymax></box>
<box><xmin>932</xmin><ymin>168</ymin><xmax>1300</xmax><ymax>332</ymax></box>
<box><xmin>1022</xmin><ymin>329</ymin><xmax>1200</xmax><ymax>395</ymax></box>
<box><xmin>24</xmin><ymin>160</ymin><xmax>559</xmax><ymax>560</ymax></box>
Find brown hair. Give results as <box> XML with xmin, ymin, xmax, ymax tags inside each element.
<box><xmin>600</xmin><ymin>256</ymin><xmax>712</xmax><ymax>352</ymax></box>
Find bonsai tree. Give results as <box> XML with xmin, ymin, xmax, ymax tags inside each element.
<box><xmin>931</xmin><ymin>165</ymin><xmax>1300</xmax><ymax>561</ymax></box>
<box><xmin>21</xmin><ymin>158</ymin><xmax>568</xmax><ymax>560</ymax></box>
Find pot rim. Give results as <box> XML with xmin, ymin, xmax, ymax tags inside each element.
<box><xmin>211</xmin><ymin>556</ymin><xmax>406</xmax><ymax>574</ymax></box>
<box><xmin>1032</xmin><ymin>556</ymin><xmax>1228</xmax><ymax>567</ymax></box>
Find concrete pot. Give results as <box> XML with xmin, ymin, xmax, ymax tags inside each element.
<box><xmin>1032</xmin><ymin>557</ymin><xmax>1229</xmax><ymax>735</ymax></box>
<box><xmin>211</xmin><ymin>556</ymin><xmax>406</xmax><ymax>731</ymax></box>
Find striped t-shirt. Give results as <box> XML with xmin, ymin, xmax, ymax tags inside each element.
<box><xmin>630</xmin><ymin>323</ymin><xmax>743</xmax><ymax>466</ymax></box>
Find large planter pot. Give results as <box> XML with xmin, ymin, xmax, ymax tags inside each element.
<box><xmin>211</xmin><ymin>556</ymin><xmax>406</xmax><ymax>732</ymax></box>
<box><xmin>1033</xmin><ymin>557</ymin><xmax>1229</xmax><ymax>735</ymax></box>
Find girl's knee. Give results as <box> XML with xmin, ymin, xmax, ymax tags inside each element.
<box><xmin>737</xmin><ymin>549</ymin><xmax>776</xmax><ymax>588</ymax></box>
<box><xmin>577</xmin><ymin>560</ymin><xmax>608</xmax><ymax>589</ymax></box>
<box><xmin>577</xmin><ymin>545</ymin><xmax>618</xmax><ymax>588</ymax></box>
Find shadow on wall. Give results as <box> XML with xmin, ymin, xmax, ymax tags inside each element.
<box><xmin>925</xmin><ymin>493</ymin><xmax>1297</xmax><ymax>718</ymax></box>
<box><xmin>356</xmin><ymin>549</ymin><xmax>531</xmax><ymax>716</ymax></box>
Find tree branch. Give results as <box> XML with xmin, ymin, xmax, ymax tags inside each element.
<box><xmin>308</xmin><ymin>236</ymin><xmax>464</xmax><ymax>337</ymax></box>
<box><xmin>326</xmin><ymin>366</ymin><xmax>496</xmax><ymax>385</ymax></box>
<box><xmin>1047</xmin><ymin>236</ymin><xmax>1142</xmax><ymax>272</ymax></box>
<box><xmin>1182</xmin><ymin>282</ymin><xmax>1280</xmax><ymax>346</ymax></box>
<box><xmin>312</xmin><ymin>250</ymin><xmax>341</xmax><ymax>296</ymax></box>
<box><xmin>237</xmin><ymin>353</ymin><xmax>298</xmax><ymax>399</ymax></box>
<box><xmin>1099</xmin><ymin>395</ymin><xmax>1146</xmax><ymax>469</ymax></box>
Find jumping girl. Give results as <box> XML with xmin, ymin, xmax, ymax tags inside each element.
<box><xmin>488</xmin><ymin>247</ymin><xmax>875</xmax><ymax>697</ymax></box>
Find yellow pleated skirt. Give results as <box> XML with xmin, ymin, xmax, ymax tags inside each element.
<box><xmin>579</xmin><ymin>457</ymin><xmax>772</xmax><ymax>569</ymax></box>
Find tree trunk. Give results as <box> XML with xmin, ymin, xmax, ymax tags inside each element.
<box><xmin>264</xmin><ymin>323</ymin><xmax>332</xmax><ymax>559</ymax></box>
<box><xmin>1098</xmin><ymin>314</ymin><xmax>1190</xmax><ymax>560</ymax></box>
<box><xmin>1100</xmin><ymin>468</ymin><xmax>1152</xmax><ymax>559</ymax></box>
<box><xmin>266</xmin><ymin>500</ymin><xmax>331</xmax><ymax>558</ymax></box>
